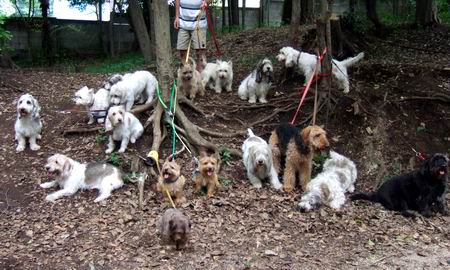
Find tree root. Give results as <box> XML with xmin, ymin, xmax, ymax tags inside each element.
<box><xmin>178</xmin><ymin>97</ymin><xmax>207</xmax><ymax>116</ymax></box>
<box><xmin>198</xmin><ymin>126</ymin><xmax>246</xmax><ymax>137</ymax></box>
<box><xmin>250</xmin><ymin>104</ymin><xmax>297</xmax><ymax>127</ymax></box>
<box><xmin>63</xmin><ymin>126</ymin><xmax>103</xmax><ymax>136</ymax></box>
<box><xmin>394</xmin><ymin>94</ymin><xmax>450</xmax><ymax>103</ymax></box>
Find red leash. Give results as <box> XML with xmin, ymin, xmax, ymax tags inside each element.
<box><xmin>205</xmin><ymin>5</ymin><xmax>222</xmax><ymax>57</ymax></box>
<box><xmin>290</xmin><ymin>48</ymin><xmax>328</xmax><ymax>124</ymax></box>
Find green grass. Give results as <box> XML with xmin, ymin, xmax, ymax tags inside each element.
<box><xmin>83</xmin><ymin>52</ymin><xmax>146</xmax><ymax>74</ymax></box>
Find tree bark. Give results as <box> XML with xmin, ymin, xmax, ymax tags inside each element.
<box><xmin>365</xmin><ymin>0</ymin><xmax>384</xmax><ymax>34</ymax></box>
<box><xmin>109</xmin><ymin>1</ymin><xmax>116</xmax><ymax>59</ymax></box>
<box><xmin>147</xmin><ymin>0</ymin><xmax>156</xmax><ymax>53</ymax></box>
<box><xmin>318</xmin><ymin>0</ymin><xmax>332</xmax><ymax>90</ymax></box>
<box><xmin>415</xmin><ymin>0</ymin><xmax>440</xmax><ymax>26</ymax></box>
<box><xmin>282</xmin><ymin>0</ymin><xmax>292</xmax><ymax>24</ymax></box>
<box><xmin>349</xmin><ymin>0</ymin><xmax>356</xmax><ymax>14</ymax></box>
<box><xmin>222</xmin><ymin>0</ymin><xmax>226</xmax><ymax>29</ymax></box>
<box><xmin>290</xmin><ymin>0</ymin><xmax>301</xmax><ymax>45</ymax></box>
<box><xmin>230</xmin><ymin>0</ymin><xmax>239</xmax><ymax>27</ymax></box>
<box><xmin>128</xmin><ymin>0</ymin><xmax>153</xmax><ymax>64</ymax></box>
<box><xmin>242</xmin><ymin>0</ymin><xmax>246</xmax><ymax>29</ymax></box>
<box><xmin>301</xmin><ymin>0</ymin><xmax>314</xmax><ymax>24</ymax></box>
<box><xmin>40</xmin><ymin>0</ymin><xmax>52</xmax><ymax>65</ymax></box>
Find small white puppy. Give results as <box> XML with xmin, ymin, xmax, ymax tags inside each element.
<box><xmin>298</xmin><ymin>151</ymin><xmax>357</xmax><ymax>211</ymax></box>
<box><xmin>40</xmin><ymin>154</ymin><xmax>123</xmax><ymax>202</ymax></box>
<box><xmin>109</xmin><ymin>70</ymin><xmax>158</xmax><ymax>111</ymax></box>
<box><xmin>242</xmin><ymin>129</ymin><xmax>282</xmax><ymax>189</ymax></box>
<box><xmin>105</xmin><ymin>105</ymin><xmax>143</xmax><ymax>154</ymax></box>
<box><xmin>238</xmin><ymin>58</ymin><xmax>274</xmax><ymax>103</ymax></box>
<box><xmin>201</xmin><ymin>60</ymin><xmax>233</xmax><ymax>93</ymax></box>
<box><xmin>74</xmin><ymin>86</ymin><xmax>110</xmax><ymax>124</ymax></box>
<box><xmin>276</xmin><ymin>46</ymin><xmax>364</xmax><ymax>93</ymax></box>
<box><xmin>14</xmin><ymin>93</ymin><xmax>43</xmax><ymax>152</ymax></box>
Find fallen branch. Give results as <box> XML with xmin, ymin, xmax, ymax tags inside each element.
<box><xmin>131</xmin><ymin>100</ymin><xmax>156</xmax><ymax>114</ymax></box>
<box><xmin>198</xmin><ymin>126</ymin><xmax>246</xmax><ymax>138</ymax></box>
<box><xmin>63</xmin><ymin>126</ymin><xmax>102</xmax><ymax>136</ymax></box>
<box><xmin>393</xmin><ymin>94</ymin><xmax>450</xmax><ymax>104</ymax></box>
<box><xmin>250</xmin><ymin>104</ymin><xmax>297</xmax><ymax>127</ymax></box>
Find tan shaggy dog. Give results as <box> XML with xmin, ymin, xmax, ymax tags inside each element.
<box><xmin>156</xmin><ymin>157</ymin><xmax>186</xmax><ymax>205</ymax></box>
<box><xmin>194</xmin><ymin>151</ymin><xmax>220</xmax><ymax>197</ymax></box>
<box><xmin>269</xmin><ymin>123</ymin><xmax>330</xmax><ymax>192</ymax></box>
<box><xmin>177</xmin><ymin>57</ymin><xmax>205</xmax><ymax>100</ymax></box>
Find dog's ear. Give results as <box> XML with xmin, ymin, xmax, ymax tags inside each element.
<box><xmin>216</xmin><ymin>59</ymin><xmax>220</xmax><ymax>65</ymax></box>
<box><xmin>105</xmin><ymin>113</ymin><xmax>113</xmax><ymax>131</ymax></box>
<box><xmin>88</xmin><ymin>88</ymin><xmax>94</xmax><ymax>94</ymax></box>
<box><xmin>199</xmin><ymin>151</ymin><xmax>208</xmax><ymax>158</ymax></box>
<box><xmin>169</xmin><ymin>220</ymin><xmax>176</xmax><ymax>230</ymax></box>
<box><xmin>255</xmin><ymin>60</ymin><xmax>263</xmax><ymax>83</ymax></box>
<box><xmin>419</xmin><ymin>156</ymin><xmax>431</xmax><ymax>176</ymax></box>
<box><xmin>62</xmin><ymin>160</ymin><xmax>73</xmax><ymax>177</ymax></box>
<box><xmin>300</xmin><ymin>126</ymin><xmax>312</xmax><ymax>145</ymax></box>
<box><xmin>268</xmin><ymin>71</ymin><xmax>275</xmax><ymax>83</ymax></box>
<box><xmin>31</xmin><ymin>96</ymin><xmax>41</xmax><ymax>119</ymax></box>
<box><xmin>228</xmin><ymin>60</ymin><xmax>233</xmax><ymax>68</ymax></box>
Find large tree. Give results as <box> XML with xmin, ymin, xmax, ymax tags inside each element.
<box><xmin>128</xmin><ymin>0</ymin><xmax>153</xmax><ymax>63</ymax></box>
<box><xmin>290</xmin><ymin>0</ymin><xmax>300</xmax><ymax>45</ymax></box>
<box><xmin>39</xmin><ymin>0</ymin><xmax>51</xmax><ymax>64</ymax></box>
<box><xmin>416</xmin><ymin>0</ymin><xmax>440</xmax><ymax>26</ymax></box>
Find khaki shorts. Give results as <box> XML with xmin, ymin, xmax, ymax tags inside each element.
<box><xmin>176</xmin><ymin>28</ymin><xmax>207</xmax><ymax>50</ymax></box>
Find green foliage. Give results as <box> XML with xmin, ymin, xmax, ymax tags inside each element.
<box><xmin>437</xmin><ymin>0</ymin><xmax>450</xmax><ymax>23</ymax></box>
<box><xmin>95</xmin><ymin>128</ymin><xmax>108</xmax><ymax>144</ymax></box>
<box><xmin>83</xmin><ymin>52</ymin><xmax>146</xmax><ymax>74</ymax></box>
<box><xmin>123</xmin><ymin>172</ymin><xmax>143</xmax><ymax>184</ymax></box>
<box><xmin>0</xmin><ymin>15</ymin><xmax>12</xmax><ymax>53</ymax></box>
<box><xmin>341</xmin><ymin>12</ymin><xmax>373</xmax><ymax>35</ymax></box>
<box><xmin>219</xmin><ymin>148</ymin><xmax>232</xmax><ymax>166</ymax></box>
<box><xmin>219</xmin><ymin>177</ymin><xmax>233</xmax><ymax>186</ymax></box>
<box><xmin>107</xmin><ymin>153</ymin><xmax>122</xmax><ymax>167</ymax></box>
<box><xmin>244</xmin><ymin>260</ymin><xmax>252</xmax><ymax>269</ymax></box>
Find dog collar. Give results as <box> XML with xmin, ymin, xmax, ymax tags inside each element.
<box><xmin>163</xmin><ymin>176</ymin><xmax>179</xmax><ymax>184</ymax></box>
<box><xmin>296</xmin><ymin>50</ymin><xmax>302</xmax><ymax>64</ymax></box>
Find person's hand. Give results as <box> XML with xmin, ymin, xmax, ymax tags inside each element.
<box><xmin>174</xmin><ymin>16</ymin><xmax>180</xmax><ymax>29</ymax></box>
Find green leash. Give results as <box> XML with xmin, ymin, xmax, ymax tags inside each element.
<box><xmin>156</xmin><ymin>81</ymin><xmax>178</xmax><ymax>157</ymax></box>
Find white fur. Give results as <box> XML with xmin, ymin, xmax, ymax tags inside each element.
<box><xmin>201</xmin><ymin>60</ymin><xmax>233</xmax><ymax>93</ymax></box>
<box><xmin>105</xmin><ymin>105</ymin><xmax>143</xmax><ymax>154</ymax></box>
<box><xmin>74</xmin><ymin>86</ymin><xmax>110</xmax><ymax>124</ymax></box>
<box><xmin>238</xmin><ymin>58</ymin><xmax>274</xmax><ymax>103</ymax></box>
<box><xmin>276</xmin><ymin>46</ymin><xmax>364</xmax><ymax>93</ymax></box>
<box><xmin>109</xmin><ymin>70</ymin><xmax>158</xmax><ymax>111</ymax></box>
<box><xmin>298</xmin><ymin>151</ymin><xmax>357</xmax><ymax>211</ymax></box>
<box><xmin>14</xmin><ymin>93</ymin><xmax>43</xmax><ymax>152</ymax></box>
<box><xmin>242</xmin><ymin>129</ymin><xmax>282</xmax><ymax>189</ymax></box>
<box><xmin>40</xmin><ymin>154</ymin><xmax>123</xmax><ymax>202</ymax></box>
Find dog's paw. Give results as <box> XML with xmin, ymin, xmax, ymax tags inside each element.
<box><xmin>284</xmin><ymin>186</ymin><xmax>294</xmax><ymax>193</ymax></box>
<box><xmin>30</xmin><ymin>144</ymin><xmax>41</xmax><ymax>151</ymax></box>
<box><xmin>343</xmin><ymin>89</ymin><xmax>350</xmax><ymax>94</ymax></box>
<box><xmin>117</xmin><ymin>148</ymin><xmax>126</xmax><ymax>153</ymax></box>
<box><xmin>130</xmin><ymin>138</ymin><xmax>136</xmax><ymax>144</ymax></box>
<box><xmin>252</xmin><ymin>183</ymin><xmax>263</xmax><ymax>189</ymax></box>
<box><xmin>259</xmin><ymin>99</ymin><xmax>268</xmax><ymax>104</ymax></box>
<box><xmin>16</xmin><ymin>145</ymin><xmax>25</xmax><ymax>152</ymax></box>
<box><xmin>273</xmin><ymin>182</ymin><xmax>283</xmax><ymax>190</ymax></box>
<box><xmin>45</xmin><ymin>194</ymin><xmax>57</xmax><ymax>202</ymax></box>
<box><xmin>40</xmin><ymin>182</ymin><xmax>53</xmax><ymax>189</ymax></box>
<box><xmin>248</xmin><ymin>98</ymin><xmax>256</xmax><ymax>104</ymax></box>
<box><xmin>88</xmin><ymin>119</ymin><xmax>95</xmax><ymax>125</ymax></box>
<box><xmin>37</xmin><ymin>134</ymin><xmax>42</xmax><ymax>140</ymax></box>
<box><xmin>105</xmin><ymin>148</ymin><xmax>114</xmax><ymax>154</ymax></box>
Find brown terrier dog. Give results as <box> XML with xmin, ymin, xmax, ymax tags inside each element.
<box><xmin>177</xmin><ymin>57</ymin><xmax>205</xmax><ymax>100</ymax></box>
<box><xmin>157</xmin><ymin>157</ymin><xmax>186</xmax><ymax>205</ymax></box>
<box><xmin>194</xmin><ymin>151</ymin><xmax>220</xmax><ymax>197</ymax></box>
<box><xmin>269</xmin><ymin>123</ymin><xmax>329</xmax><ymax>192</ymax></box>
<box><xmin>157</xmin><ymin>208</ymin><xmax>191</xmax><ymax>250</ymax></box>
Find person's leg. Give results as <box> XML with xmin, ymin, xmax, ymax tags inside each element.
<box><xmin>176</xmin><ymin>29</ymin><xmax>190</xmax><ymax>64</ymax></box>
<box><xmin>196</xmin><ymin>49</ymin><xmax>207</xmax><ymax>72</ymax></box>
<box><xmin>192</xmin><ymin>28</ymin><xmax>207</xmax><ymax>72</ymax></box>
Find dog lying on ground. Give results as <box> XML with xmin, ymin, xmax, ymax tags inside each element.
<box><xmin>201</xmin><ymin>60</ymin><xmax>233</xmax><ymax>93</ymax></box>
<box><xmin>242</xmin><ymin>128</ymin><xmax>282</xmax><ymax>189</ymax></box>
<box><xmin>177</xmin><ymin>57</ymin><xmax>205</xmax><ymax>100</ymax></box>
<box><xmin>14</xmin><ymin>93</ymin><xmax>43</xmax><ymax>152</ymax></box>
<box><xmin>109</xmin><ymin>70</ymin><xmax>158</xmax><ymax>111</ymax></box>
<box><xmin>157</xmin><ymin>208</ymin><xmax>191</xmax><ymax>250</ymax></box>
<box><xmin>351</xmin><ymin>153</ymin><xmax>448</xmax><ymax>217</ymax></box>
<box><xmin>194</xmin><ymin>151</ymin><xmax>220</xmax><ymax>197</ymax></box>
<box><xmin>156</xmin><ymin>157</ymin><xmax>187</xmax><ymax>205</ymax></box>
<box><xmin>238</xmin><ymin>58</ymin><xmax>274</xmax><ymax>103</ymax></box>
<box><xmin>74</xmin><ymin>86</ymin><xmax>109</xmax><ymax>124</ymax></box>
<box><xmin>105</xmin><ymin>105</ymin><xmax>143</xmax><ymax>154</ymax></box>
<box><xmin>276</xmin><ymin>46</ymin><xmax>364</xmax><ymax>93</ymax></box>
<box><xmin>40</xmin><ymin>154</ymin><xmax>123</xmax><ymax>202</ymax></box>
<box><xmin>269</xmin><ymin>123</ymin><xmax>330</xmax><ymax>192</ymax></box>
<box><xmin>298</xmin><ymin>151</ymin><xmax>357</xmax><ymax>211</ymax></box>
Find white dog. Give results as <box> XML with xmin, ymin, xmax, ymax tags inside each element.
<box><xmin>201</xmin><ymin>60</ymin><xmax>233</xmax><ymax>93</ymax></box>
<box><xmin>109</xmin><ymin>70</ymin><xmax>158</xmax><ymax>111</ymax></box>
<box><xmin>105</xmin><ymin>105</ymin><xmax>143</xmax><ymax>154</ymax></box>
<box><xmin>276</xmin><ymin>46</ymin><xmax>364</xmax><ymax>93</ymax></box>
<box><xmin>238</xmin><ymin>58</ymin><xmax>274</xmax><ymax>103</ymax></box>
<box><xmin>74</xmin><ymin>86</ymin><xmax>110</xmax><ymax>124</ymax></box>
<box><xmin>40</xmin><ymin>154</ymin><xmax>123</xmax><ymax>202</ymax></box>
<box><xmin>298</xmin><ymin>151</ymin><xmax>357</xmax><ymax>211</ymax></box>
<box><xmin>14</xmin><ymin>93</ymin><xmax>43</xmax><ymax>152</ymax></box>
<box><xmin>242</xmin><ymin>129</ymin><xmax>282</xmax><ymax>189</ymax></box>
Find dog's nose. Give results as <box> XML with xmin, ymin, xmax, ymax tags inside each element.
<box><xmin>20</xmin><ymin>108</ymin><xmax>26</xmax><ymax>113</ymax></box>
<box><xmin>257</xmin><ymin>160</ymin><xmax>264</xmax><ymax>165</ymax></box>
<box><xmin>45</xmin><ymin>166</ymin><xmax>50</xmax><ymax>171</ymax></box>
<box><xmin>118</xmin><ymin>118</ymin><xmax>122</xmax><ymax>123</ymax></box>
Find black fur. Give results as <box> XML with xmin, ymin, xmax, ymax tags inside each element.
<box><xmin>255</xmin><ymin>61</ymin><xmax>263</xmax><ymax>83</ymax></box>
<box><xmin>275</xmin><ymin>123</ymin><xmax>309</xmax><ymax>156</ymax></box>
<box><xmin>351</xmin><ymin>154</ymin><xmax>449</xmax><ymax>218</ymax></box>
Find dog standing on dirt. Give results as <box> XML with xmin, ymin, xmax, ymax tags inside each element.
<box><xmin>74</xmin><ymin>86</ymin><xmax>110</xmax><ymax>124</ymax></box>
<box><xmin>156</xmin><ymin>157</ymin><xmax>187</xmax><ymax>205</ymax></box>
<box><xmin>351</xmin><ymin>153</ymin><xmax>448</xmax><ymax>217</ymax></box>
<box><xmin>269</xmin><ymin>123</ymin><xmax>330</xmax><ymax>192</ymax></box>
<box><xmin>242</xmin><ymin>128</ymin><xmax>282</xmax><ymax>189</ymax></box>
<box><xmin>14</xmin><ymin>93</ymin><xmax>43</xmax><ymax>152</ymax></box>
<box><xmin>40</xmin><ymin>154</ymin><xmax>123</xmax><ymax>202</ymax></box>
<box><xmin>201</xmin><ymin>60</ymin><xmax>233</xmax><ymax>93</ymax></box>
<box><xmin>177</xmin><ymin>58</ymin><xmax>205</xmax><ymax>100</ymax></box>
<box><xmin>157</xmin><ymin>208</ymin><xmax>191</xmax><ymax>250</ymax></box>
<box><xmin>105</xmin><ymin>105</ymin><xmax>143</xmax><ymax>154</ymax></box>
<box><xmin>238</xmin><ymin>58</ymin><xmax>274</xmax><ymax>103</ymax></box>
<box><xmin>109</xmin><ymin>70</ymin><xmax>158</xmax><ymax>111</ymax></box>
<box><xmin>194</xmin><ymin>151</ymin><xmax>220</xmax><ymax>197</ymax></box>
<box><xmin>276</xmin><ymin>46</ymin><xmax>364</xmax><ymax>93</ymax></box>
<box><xmin>298</xmin><ymin>151</ymin><xmax>357</xmax><ymax>211</ymax></box>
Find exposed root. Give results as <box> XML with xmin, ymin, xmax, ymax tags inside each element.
<box><xmin>198</xmin><ymin>126</ymin><xmax>246</xmax><ymax>137</ymax></box>
<box><xmin>250</xmin><ymin>104</ymin><xmax>297</xmax><ymax>127</ymax></box>
<box><xmin>394</xmin><ymin>94</ymin><xmax>450</xmax><ymax>104</ymax></box>
<box><xmin>178</xmin><ymin>97</ymin><xmax>207</xmax><ymax>116</ymax></box>
<box><xmin>63</xmin><ymin>126</ymin><xmax>102</xmax><ymax>136</ymax></box>
<box><xmin>130</xmin><ymin>100</ymin><xmax>155</xmax><ymax>114</ymax></box>
<box><xmin>168</xmin><ymin>144</ymin><xmax>186</xmax><ymax>160</ymax></box>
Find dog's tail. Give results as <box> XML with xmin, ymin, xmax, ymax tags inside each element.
<box><xmin>340</xmin><ymin>52</ymin><xmax>365</xmax><ymax>68</ymax></box>
<box><xmin>247</xmin><ymin>128</ymin><xmax>255</xmax><ymax>138</ymax></box>
<box><xmin>350</xmin><ymin>192</ymin><xmax>377</xmax><ymax>203</ymax></box>
<box><xmin>237</xmin><ymin>80</ymin><xmax>247</xmax><ymax>100</ymax></box>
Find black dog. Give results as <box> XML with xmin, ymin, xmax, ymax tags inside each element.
<box><xmin>351</xmin><ymin>153</ymin><xmax>448</xmax><ymax>217</ymax></box>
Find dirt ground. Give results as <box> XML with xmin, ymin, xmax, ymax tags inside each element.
<box><xmin>0</xmin><ymin>26</ymin><xmax>449</xmax><ymax>269</ymax></box>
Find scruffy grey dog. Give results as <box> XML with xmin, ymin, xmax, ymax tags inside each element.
<box><xmin>157</xmin><ymin>208</ymin><xmax>191</xmax><ymax>250</ymax></box>
<box><xmin>14</xmin><ymin>93</ymin><xmax>43</xmax><ymax>152</ymax></box>
<box><xmin>177</xmin><ymin>57</ymin><xmax>205</xmax><ymax>100</ymax></box>
<box><xmin>238</xmin><ymin>58</ymin><xmax>274</xmax><ymax>103</ymax></box>
<box><xmin>103</xmin><ymin>74</ymin><xmax>124</xmax><ymax>90</ymax></box>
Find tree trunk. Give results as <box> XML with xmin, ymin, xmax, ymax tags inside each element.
<box><xmin>147</xmin><ymin>0</ymin><xmax>156</xmax><ymax>54</ymax></box>
<box><xmin>349</xmin><ymin>0</ymin><xmax>356</xmax><ymax>14</ymax></box>
<box><xmin>222</xmin><ymin>0</ymin><xmax>226</xmax><ymax>29</ymax></box>
<box><xmin>393</xmin><ymin>0</ymin><xmax>400</xmax><ymax>16</ymax></box>
<box><xmin>128</xmin><ymin>0</ymin><xmax>153</xmax><ymax>64</ymax></box>
<box><xmin>227</xmin><ymin>0</ymin><xmax>232</xmax><ymax>30</ymax></box>
<box><xmin>318</xmin><ymin>0</ymin><xmax>332</xmax><ymax>90</ymax></box>
<box><xmin>290</xmin><ymin>0</ymin><xmax>301</xmax><ymax>45</ymax></box>
<box><xmin>109</xmin><ymin>1</ymin><xmax>116</xmax><ymax>59</ymax></box>
<box><xmin>365</xmin><ymin>0</ymin><xmax>384</xmax><ymax>34</ymax></box>
<box><xmin>40</xmin><ymin>0</ymin><xmax>52</xmax><ymax>65</ymax></box>
<box><xmin>415</xmin><ymin>0</ymin><xmax>440</xmax><ymax>26</ymax></box>
<box><xmin>282</xmin><ymin>0</ymin><xmax>292</xmax><ymax>24</ymax></box>
<box><xmin>259</xmin><ymin>0</ymin><xmax>265</xmax><ymax>26</ymax></box>
<box><xmin>230</xmin><ymin>0</ymin><xmax>239</xmax><ymax>27</ymax></box>
<box><xmin>242</xmin><ymin>0</ymin><xmax>246</xmax><ymax>29</ymax></box>
<box><xmin>301</xmin><ymin>0</ymin><xmax>314</xmax><ymax>24</ymax></box>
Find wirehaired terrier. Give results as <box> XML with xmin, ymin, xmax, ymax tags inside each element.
<box><xmin>194</xmin><ymin>151</ymin><xmax>220</xmax><ymax>197</ymax></box>
<box><xmin>201</xmin><ymin>60</ymin><xmax>233</xmax><ymax>93</ymax></box>
<box><xmin>177</xmin><ymin>57</ymin><xmax>205</xmax><ymax>100</ymax></box>
<box><xmin>238</xmin><ymin>58</ymin><xmax>274</xmax><ymax>103</ymax></box>
<box><xmin>269</xmin><ymin>123</ymin><xmax>330</xmax><ymax>192</ymax></box>
<box><xmin>14</xmin><ymin>93</ymin><xmax>43</xmax><ymax>152</ymax></box>
<box><xmin>156</xmin><ymin>157</ymin><xmax>186</xmax><ymax>205</ymax></box>
<box><xmin>157</xmin><ymin>208</ymin><xmax>191</xmax><ymax>250</ymax></box>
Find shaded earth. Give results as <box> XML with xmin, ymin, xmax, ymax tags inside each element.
<box><xmin>0</xmin><ymin>25</ymin><xmax>449</xmax><ymax>269</ymax></box>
